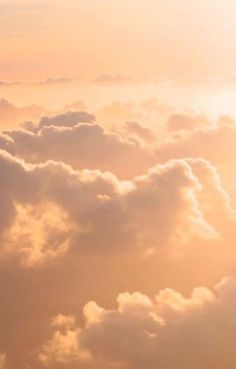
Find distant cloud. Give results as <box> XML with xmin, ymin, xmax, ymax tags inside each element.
<box><xmin>167</xmin><ymin>113</ymin><xmax>209</xmax><ymax>132</ymax></box>
<box><xmin>93</xmin><ymin>74</ymin><xmax>131</xmax><ymax>85</ymax></box>
<box><xmin>38</xmin><ymin>111</ymin><xmax>95</xmax><ymax>129</ymax></box>
<box><xmin>124</xmin><ymin>121</ymin><xmax>156</xmax><ymax>143</ymax></box>
<box><xmin>0</xmin><ymin>77</ymin><xmax>82</xmax><ymax>87</ymax></box>
<box><xmin>0</xmin><ymin>80</ymin><xmax>20</xmax><ymax>86</ymax></box>
<box><xmin>0</xmin><ymin>98</ymin><xmax>44</xmax><ymax>127</ymax></box>
<box><xmin>36</xmin><ymin>77</ymin><xmax>81</xmax><ymax>86</ymax></box>
<box><xmin>96</xmin><ymin>98</ymin><xmax>174</xmax><ymax>127</ymax></box>
<box><xmin>38</xmin><ymin>77</ymin><xmax>76</xmax><ymax>85</ymax></box>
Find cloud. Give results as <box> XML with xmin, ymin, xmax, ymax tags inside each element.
<box><xmin>0</xmin><ymin>77</ymin><xmax>82</xmax><ymax>87</ymax></box>
<box><xmin>0</xmin><ymin>132</ymin><xmax>14</xmax><ymax>153</ymax></box>
<box><xmin>0</xmin><ymin>150</ymin><xmax>228</xmax><ymax>267</ymax></box>
<box><xmin>155</xmin><ymin>122</ymin><xmax>236</xmax><ymax>194</ymax></box>
<box><xmin>63</xmin><ymin>101</ymin><xmax>87</xmax><ymax>112</ymax></box>
<box><xmin>39</xmin><ymin>277</ymin><xmax>236</xmax><ymax>369</ymax></box>
<box><xmin>167</xmin><ymin>113</ymin><xmax>209</xmax><ymax>132</ymax></box>
<box><xmin>124</xmin><ymin>121</ymin><xmax>156</xmax><ymax>143</ymax></box>
<box><xmin>0</xmin><ymin>98</ymin><xmax>44</xmax><ymax>128</ymax></box>
<box><xmin>0</xmin><ymin>353</ymin><xmax>7</xmax><ymax>369</ymax></box>
<box><xmin>36</xmin><ymin>77</ymin><xmax>79</xmax><ymax>86</ymax></box>
<box><xmin>4</xmin><ymin>202</ymin><xmax>73</xmax><ymax>267</ymax></box>
<box><xmin>0</xmin><ymin>81</ymin><xmax>20</xmax><ymax>86</ymax></box>
<box><xmin>0</xmin><ymin>108</ymin><xmax>235</xmax><ymax>270</ymax></box>
<box><xmin>19</xmin><ymin>109</ymin><xmax>95</xmax><ymax>135</ymax></box>
<box><xmin>0</xmin><ymin>103</ymin><xmax>236</xmax><ymax>369</ymax></box>
<box><xmin>38</xmin><ymin>111</ymin><xmax>95</xmax><ymax>129</ymax></box>
<box><xmin>96</xmin><ymin>98</ymin><xmax>174</xmax><ymax>127</ymax></box>
<box><xmin>4</xmin><ymin>110</ymin><xmax>236</xmax><ymax>188</ymax></box>
<box><xmin>93</xmin><ymin>74</ymin><xmax>131</xmax><ymax>85</ymax></box>
<box><xmin>6</xmin><ymin>120</ymin><xmax>153</xmax><ymax>178</ymax></box>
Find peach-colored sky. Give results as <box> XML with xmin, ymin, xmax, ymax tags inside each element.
<box><xmin>1</xmin><ymin>0</ymin><xmax>236</xmax><ymax>119</ymax></box>
<box><xmin>1</xmin><ymin>0</ymin><xmax>236</xmax><ymax>81</ymax></box>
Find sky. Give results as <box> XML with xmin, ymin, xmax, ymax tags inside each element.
<box><xmin>1</xmin><ymin>0</ymin><xmax>236</xmax><ymax>115</ymax></box>
<box><xmin>1</xmin><ymin>0</ymin><xmax>236</xmax><ymax>81</ymax></box>
<box><xmin>1</xmin><ymin>1</ymin><xmax>236</xmax><ymax>369</ymax></box>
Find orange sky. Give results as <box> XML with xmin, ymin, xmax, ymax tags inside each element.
<box><xmin>1</xmin><ymin>0</ymin><xmax>236</xmax><ymax>82</ymax></box>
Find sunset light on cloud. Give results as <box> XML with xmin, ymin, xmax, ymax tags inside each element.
<box><xmin>1</xmin><ymin>1</ymin><xmax>236</xmax><ymax>369</ymax></box>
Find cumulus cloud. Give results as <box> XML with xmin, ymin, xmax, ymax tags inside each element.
<box><xmin>39</xmin><ymin>277</ymin><xmax>236</xmax><ymax>369</ymax></box>
<box><xmin>5</xmin><ymin>121</ymin><xmax>154</xmax><ymax>178</ymax></box>
<box><xmin>0</xmin><ymin>150</ymin><xmax>229</xmax><ymax>267</ymax></box>
<box><xmin>0</xmin><ymin>110</ymin><xmax>235</xmax><ymax>272</ymax></box>
<box><xmin>155</xmin><ymin>123</ymin><xmax>236</xmax><ymax>193</ymax></box>
<box><xmin>38</xmin><ymin>111</ymin><xmax>95</xmax><ymax>129</ymax></box>
<box><xmin>1</xmin><ymin>101</ymin><xmax>236</xmax><ymax>369</ymax></box>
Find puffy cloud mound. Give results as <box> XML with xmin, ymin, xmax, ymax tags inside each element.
<box><xmin>3</xmin><ymin>110</ymin><xmax>236</xmax><ymax>186</ymax></box>
<box><xmin>4</xmin><ymin>121</ymin><xmax>154</xmax><ymax>178</ymax></box>
<box><xmin>39</xmin><ymin>277</ymin><xmax>236</xmax><ymax>369</ymax></box>
<box><xmin>0</xmin><ymin>150</ymin><xmax>231</xmax><ymax>267</ymax></box>
<box><xmin>1</xmin><ymin>104</ymin><xmax>236</xmax><ymax>369</ymax></box>
<box><xmin>154</xmin><ymin>122</ymin><xmax>236</xmax><ymax>196</ymax></box>
<box><xmin>38</xmin><ymin>111</ymin><xmax>95</xmax><ymax>130</ymax></box>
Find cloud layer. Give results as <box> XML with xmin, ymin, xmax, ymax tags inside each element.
<box><xmin>39</xmin><ymin>277</ymin><xmax>236</xmax><ymax>369</ymax></box>
<box><xmin>0</xmin><ymin>105</ymin><xmax>236</xmax><ymax>369</ymax></box>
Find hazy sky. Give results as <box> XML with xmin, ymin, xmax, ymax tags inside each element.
<box><xmin>1</xmin><ymin>0</ymin><xmax>236</xmax><ymax>81</ymax></box>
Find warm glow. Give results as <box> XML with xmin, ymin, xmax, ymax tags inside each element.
<box><xmin>1</xmin><ymin>1</ymin><xmax>236</xmax><ymax>369</ymax></box>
